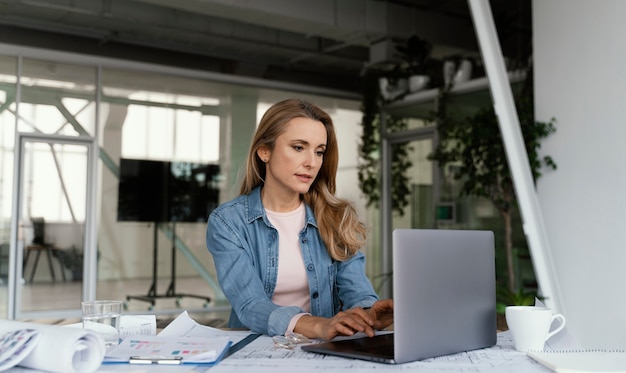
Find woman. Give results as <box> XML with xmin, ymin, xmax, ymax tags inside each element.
<box><xmin>206</xmin><ymin>99</ymin><xmax>393</xmax><ymax>341</ymax></box>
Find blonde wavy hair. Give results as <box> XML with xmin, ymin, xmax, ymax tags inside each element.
<box><xmin>240</xmin><ymin>98</ymin><xmax>367</xmax><ymax>261</ymax></box>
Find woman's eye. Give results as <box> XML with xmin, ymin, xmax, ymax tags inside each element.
<box><xmin>293</xmin><ymin>145</ymin><xmax>303</xmax><ymax>151</ymax></box>
<box><xmin>316</xmin><ymin>151</ymin><xmax>325</xmax><ymax>157</ymax></box>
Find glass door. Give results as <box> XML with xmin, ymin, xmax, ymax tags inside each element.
<box><xmin>390</xmin><ymin>136</ymin><xmax>437</xmax><ymax>231</ymax></box>
<box><xmin>379</xmin><ymin>124</ymin><xmax>439</xmax><ymax>299</ymax></box>
<box><xmin>380</xmin><ymin>119</ymin><xmax>441</xmax><ymax>298</ymax></box>
<box><xmin>10</xmin><ymin>133</ymin><xmax>95</xmax><ymax>319</ymax></box>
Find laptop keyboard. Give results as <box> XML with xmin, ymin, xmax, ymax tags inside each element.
<box><xmin>352</xmin><ymin>334</ymin><xmax>394</xmax><ymax>356</ymax></box>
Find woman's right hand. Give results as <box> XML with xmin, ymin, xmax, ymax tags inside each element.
<box><xmin>366</xmin><ymin>299</ymin><xmax>394</xmax><ymax>330</ymax></box>
<box><xmin>294</xmin><ymin>308</ymin><xmax>376</xmax><ymax>341</ymax></box>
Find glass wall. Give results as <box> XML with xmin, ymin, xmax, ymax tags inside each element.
<box><xmin>0</xmin><ymin>56</ymin><xmax>17</xmax><ymax>309</ymax></box>
<box><xmin>18</xmin><ymin>59</ymin><xmax>97</xmax><ymax>137</ymax></box>
<box><xmin>2</xmin><ymin>57</ymin><xmax>98</xmax><ymax>319</ymax></box>
<box><xmin>98</xmin><ymin>68</ymin><xmax>226</xmax><ymax>312</ymax></box>
<box><xmin>0</xmin><ymin>47</ymin><xmax>365</xmax><ymax>320</ymax></box>
<box><xmin>18</xmin><ymin>138</ymin><xmax>91</xmax><ymax>315</ymax></box>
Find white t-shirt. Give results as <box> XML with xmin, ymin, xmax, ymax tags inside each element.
<box><xmin>266</xmin><ymin>202</ymin><xmax>311</xmax><ymax>313</ymax></box>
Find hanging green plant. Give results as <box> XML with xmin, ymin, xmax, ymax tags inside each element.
<box><xmin>358</xmin><ymin>68</ymin><xmax>413</xmax><ymax>216</ymax></box>
<box><xmin>358</xmin><ymin>35</ymin><xmax>442</xmax><ymax>216</ymax></box>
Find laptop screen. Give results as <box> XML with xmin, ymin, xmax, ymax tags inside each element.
<box><xmin>393</xmin><ymin>229</ymin><xmax>496</xmax><ymax>363</ymax></box>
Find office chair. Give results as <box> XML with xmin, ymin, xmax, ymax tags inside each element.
<box><xmin>23</xmin><ymin>217</ymin><xmax>66</xmax><ymax>283</ymax></box>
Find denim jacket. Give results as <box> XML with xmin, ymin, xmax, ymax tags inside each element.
<box><xmin>206</xmin><ymin>186</ymin><xmax>379</xmax><ymax>336</ymax></box>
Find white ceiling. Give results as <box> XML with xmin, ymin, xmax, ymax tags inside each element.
<box><xmin>0</xmin><ymin>0</ymin><xmax>531</xmax><ymax>94</ymax></box>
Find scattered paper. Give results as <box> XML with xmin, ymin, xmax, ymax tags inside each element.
<box><xmin>158</xmin><ymin>311</ymin><xmax>250</xmax><ymax>343</ymax></box>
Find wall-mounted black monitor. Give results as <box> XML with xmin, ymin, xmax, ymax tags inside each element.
<box><xmin>117</xmin><ymin>158</ymin><xmax>220</xmax><ymax>223</ymax></box>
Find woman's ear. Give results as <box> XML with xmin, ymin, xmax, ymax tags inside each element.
<box><xmin>257</xmin><ymin>147</ymin><xmax>270</xmax><ymax>163</ymax></box>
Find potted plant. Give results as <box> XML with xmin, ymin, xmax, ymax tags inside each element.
<box><xmin>442</xmin><ymin>54</ymin><xmax>476</xmax><ymax>86</ymax></box>
<box><xmin>372</xmin><ymin>62</ymin><xmax>409</xmax><ymax>101</ymax></box>
<box><xmin>496</xmin><ymin>286</ymin><xmax>540</xmax><ymax>330</ymax></box>
<box><xmin>395</xmin><ymin>34</ymin><xmax>433</xmax><ymax>92</ymax></box>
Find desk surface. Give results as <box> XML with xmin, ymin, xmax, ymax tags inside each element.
<box><xmin>94</xmin><ymin>330</ymin><xmax>552</xmax><ymax>373</ymax></box>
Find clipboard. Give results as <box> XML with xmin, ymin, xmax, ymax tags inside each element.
<box><xmin>104</xmin><ymin>336</ymin><xmax>232</xmax><ymax>365</ymax></box>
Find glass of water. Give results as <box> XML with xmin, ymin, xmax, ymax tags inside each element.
<box><xmin>81</xmin><ymin>300</ymin><xmax>122</xmax><ymax>349</ymax></box>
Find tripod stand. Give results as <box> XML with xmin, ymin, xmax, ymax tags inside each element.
<box><xmin>125</xmin><ymin>222</ymin><xmax>212</xmax><ymax>310</ymax></box>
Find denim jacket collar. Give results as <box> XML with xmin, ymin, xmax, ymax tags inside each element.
<box><xmin>245</xmin><ymin>185</ymin><xmax>318</xmax><ymax>229</ymax></box>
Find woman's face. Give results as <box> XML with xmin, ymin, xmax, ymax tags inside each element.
<box><xmin>261</xmin><ymin>116</ymin><xmax>327</xmax><ymax>197</ymax></box>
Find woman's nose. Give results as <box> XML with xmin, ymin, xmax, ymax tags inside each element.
<box><xmin>304</xmin><ymin>151</ymin><xmax>320</xmax><ymax>168</ymax></box>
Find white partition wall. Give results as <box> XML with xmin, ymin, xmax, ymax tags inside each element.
<box><xmin>534</xmin><ymin>0</ymin><xmax>626</xmax><ymax>349</ymax></box>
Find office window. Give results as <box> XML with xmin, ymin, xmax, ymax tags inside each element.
<box><xmin>18</xmin><ymin>59</ymin><xmax>96</xmax><ymax>137</ymax></box>
<box><xmin>120</xmin><ymin>96</ymin><xmax>220</xmax><ymax>163</ymax></box>
<box><xmin>25</xmin><ymin>142</ymin><xmax>87</xmax><ymax>222</ymax></box>
<box><xmin>103</xmin><ymin>70</ymin><xmax>221</xmax><ymax>164</ymax></box>
<box><xmin>5</xmin><ymin>59</ymin><xmax>97</xmax><ymax>223</ymax></box>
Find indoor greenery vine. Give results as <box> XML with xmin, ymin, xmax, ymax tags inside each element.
<box><xmin>358</xmin><ymin>68</ymin><xmax>413</xmax><ymax>216</ymax></box>
<box><xmin>358</xmin><ymin>35</ymin><xmax>439</xmax><ymax>217</ymax></box>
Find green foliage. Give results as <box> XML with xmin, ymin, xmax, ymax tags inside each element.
<box><xmin>496</xmin><ymin>285</ymin><xmax>542</xmax><ymax>314</ymax></box>
<box><xmin>429</xmin><ymin>68</ymin><xmax>557</xmax><ymax>293</ymax></box>
<box><xmin>357</xmin><ymin>111</ymin><xmax>413</xmax><ymax>216</ymax></box>
<box><xmin>358</xmin><ymin>68</ymin><xmax>413</xmax><ymax>216</ymax></box>
<box><xmin>430</xmin><ymin>93</ymin><xmax>557</xmax><ymax>212</ymax></box>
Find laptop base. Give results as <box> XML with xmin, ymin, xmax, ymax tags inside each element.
<box><xmin>302</xmin><ymin>333</ymin><xmax>396</xmax><ymax>364</ymax></box>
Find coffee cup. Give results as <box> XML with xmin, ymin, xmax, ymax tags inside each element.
<box><xmin>505</xmin><ymin>306</ymin><xmax>566</xmax><ymax>352</ymax></box>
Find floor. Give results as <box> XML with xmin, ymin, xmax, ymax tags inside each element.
<box><xmin>0</xmin><ymin>277</ymin><xmax>231</xmax><ymax>328</ymax></box>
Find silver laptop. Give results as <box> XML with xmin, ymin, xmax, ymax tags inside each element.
<box><xmin>302</xmin><ymin>229</ymin><xmax>496</xmax><ymax>364</ymax></box>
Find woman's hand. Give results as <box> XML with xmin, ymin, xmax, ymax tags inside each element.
<box><xmin>366</xmin><ymin>299</ymin><xmax>394</xmax><ymax>330</ymax></box>
<box><xmin>294</xmin><ymin>308</ymin><xmax>376</xmax><ymax>341</ymax></box>
<box><xmin>293</xmin><ymin>300</ymin><xmax>393</xmax><ymax>341</ymax></box>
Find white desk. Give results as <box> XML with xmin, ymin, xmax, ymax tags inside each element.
<box><xmin>93</xmin><ymin>331</ymin><xmax>552</xmax><ymax>373</ymax></box>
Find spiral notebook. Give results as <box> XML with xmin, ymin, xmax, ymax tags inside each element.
<box><xmin>528</xmin><ymin>350</ymin><xmax>626</xmax><ymax>373</ymax></box>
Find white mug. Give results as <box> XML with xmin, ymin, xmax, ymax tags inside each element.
<box><xmin>505</xmin><ymin>306</ymin><xmax>566</xmax><ymax>352</ymax></box>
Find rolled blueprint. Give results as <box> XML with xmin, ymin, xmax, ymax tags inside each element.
<box><xmin>0</xmin><ymin>319</ymin><xmax>105</xmax><ymax>373</ymax></box>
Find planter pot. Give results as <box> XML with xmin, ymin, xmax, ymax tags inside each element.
<box><xmin>408</xmin><ymin>75</ymin><xmax>430</xmax><ymax>92</ymax></box>
<box><xmin>443</xmin><ymin>59</ymin><xmax>473</xmax><ymax>85</ymax></box>
<box><xmin>379</xmin><ymin>77</ymin><xmax>408</xmax><ymax>100</ymax></box>
<box><xmin>497</xmin><ymin>313</ymin><xmax>508</xmax><ymax>331</ymax></box>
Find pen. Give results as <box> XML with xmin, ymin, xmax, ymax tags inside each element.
<box><xmin>129</xmin><ymin>356</ymin><xmax>183</xmax><ymax>365</ymax></box>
